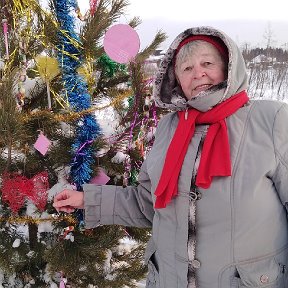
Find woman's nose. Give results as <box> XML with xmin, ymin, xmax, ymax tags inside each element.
<box><xmin>193</xmin><ymin>67</ymin><xmax>206</xmax><ymax>79</ymax></box>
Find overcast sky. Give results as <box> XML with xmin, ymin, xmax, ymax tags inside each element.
<box><xmin>80</xmin><ymin>0</ymin><xmax>288</xmax><ymax>21</ymax></box>
<box><xmin>77</xmin><ymin>0</ymin><xmax>288</xmax><ymax>49</ymax></box>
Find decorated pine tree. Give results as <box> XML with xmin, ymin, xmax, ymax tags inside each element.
<box><xmin>0</xmin><ymin>0</ymin><xmax>166</xmax><ymax>287</ymax></box>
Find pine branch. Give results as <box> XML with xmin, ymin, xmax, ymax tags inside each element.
<box><xmin>137</xmin><ymin>30</ymin><xmax>168</xmax><ymax>61</ymax></box>
<box><xmin>35</xmin><ymin>1</ymin><xmax>59</xmax><ymax>49</ymax></box>
<box><xmin>81</xmin><ymin>0</ymin><xmax>130</xmax><ymax>58</ymax></box>
<box><xmin>128</xmin><ymin>16</ymin><xmax>142</xmax><ymax>29</ymax></box>
<box><xmin>95</xmin><ymin>73</ymin><xmax>130</xmax><ymax>96</ymax></box>
<box><xmin>0</xmin><ymin>70</ymin><xmax>24</xmax><ymax>170</ymax></box>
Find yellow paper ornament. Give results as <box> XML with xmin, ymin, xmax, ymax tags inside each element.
<box><xmin>35</xmin><ymin>55</ymin><xmax>60</xmax><ymax>109</ymax></box>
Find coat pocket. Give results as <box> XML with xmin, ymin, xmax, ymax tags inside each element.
<box><xmin>234</xmin><ymin>257</ymin><xmax>285</xmax><ymax>287</ymax></box>
<box><xmin>146</xmin><ymin>253</ymin><xmax>160</xmax><ymax>288</ymax></box>
<box><xmin>145</xmin><ymin>238</ymin><xmax>160</xmax><ymax>288</ymax></box>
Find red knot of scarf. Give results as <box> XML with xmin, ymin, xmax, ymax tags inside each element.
<box><xmin>154</xmin><ymin>91</ymin><xmax>249</xmax><ymax>209</ymax></box>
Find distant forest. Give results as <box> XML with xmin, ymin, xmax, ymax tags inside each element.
<box><xmin>243</xmin><ymin>46</ymin><xmax>288</xmax><ymax>100</ymax></box>
<box><xmin>242</xmin><ymin>47</ymin><xmax>288</xmax><ymax>63</ymax></box>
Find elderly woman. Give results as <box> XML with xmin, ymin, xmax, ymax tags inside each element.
<box><xmin>54</xmin><ymin>26</ymin><xmax>288</xmax><ymax>288</ymax></box>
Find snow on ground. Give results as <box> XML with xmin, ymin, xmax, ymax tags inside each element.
<box><xmin>137</xmin><ymin>279</ymin><xmax>146</xmax><ymax>287</ymax></box>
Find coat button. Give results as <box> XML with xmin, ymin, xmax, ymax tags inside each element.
<box><xmin>192</xmin><ymin>259</ymin><xmax>201</xmax><ymax>269</ymax></box>
<box><xmin>260</xmin><ymin>274</ymin><xmax>269</xmax><ymax>284</ymax></box>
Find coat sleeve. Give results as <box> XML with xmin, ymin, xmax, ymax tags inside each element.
<box><xmin>271</xmin><ymin>103</ymin><xmax>288</xmax><ymax>210</ymax></box>
<box><xmin>83</xmin><ymin>159</ymin><xmax>154</xmax><ymax>229</ymax></box>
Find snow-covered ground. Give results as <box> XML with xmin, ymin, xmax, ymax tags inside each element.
<box><xmin>137</xmin><ymin>279</ymin><xmax>146</xmax><ymax>287</ymax></box>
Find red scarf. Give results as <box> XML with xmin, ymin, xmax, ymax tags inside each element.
<box><xmin>154</xmin><ymin>91</ymin><xmax>249</xmax><ymax>208</ymax></box>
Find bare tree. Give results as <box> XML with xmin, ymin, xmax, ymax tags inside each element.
<box><xmin>263</xmin><ymin>22</ymin><xmax>277</xmax><ymax>61</ymax></box>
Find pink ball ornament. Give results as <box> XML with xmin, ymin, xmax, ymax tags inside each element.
<box><xmin>103</xmin><ymin>24</ymin><xmax>140</xmax><ymax>64</ymax></box>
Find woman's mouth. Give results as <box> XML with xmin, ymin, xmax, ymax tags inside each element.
<box><xmin>193</xmin><ymin>84</ymin><xmax>212</xmax><ymax>92</ymax></box>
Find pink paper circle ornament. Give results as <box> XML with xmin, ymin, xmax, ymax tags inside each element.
<box><xmin>103</xmin><ymin>24</ymin><xmax>140</xmax><ymax>64</ymax></box>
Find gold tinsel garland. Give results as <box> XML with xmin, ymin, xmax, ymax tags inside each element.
<box><xmin>0</xmin><ymin>214</ymin><xmax>77</xmax><ymax>225</ymax></box>
<box><xmin>20</xmin><ymin>89</ymin><xmax>132</xmax><ymax>123</ymax></box>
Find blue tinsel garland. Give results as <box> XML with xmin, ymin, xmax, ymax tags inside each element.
<box><xmin>54</xmin><ymin>0</ymin><xmax>101</xmax><ymax>190</ymax></box>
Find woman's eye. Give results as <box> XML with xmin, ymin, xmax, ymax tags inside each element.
<box><xmin>204</xmin><ymin>62</ymin><xmax>212</xmax><ymax>66</ymax></box>
<box><xmin>184</xmin><ymin>66</ymin><xmax>193</xmax><ymax>71</ymax></box>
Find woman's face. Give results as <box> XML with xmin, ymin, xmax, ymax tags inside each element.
<box><xmin>175</xmin><ymin>42</ymin><xmax>226</xmax><ymax>100</ymax></box>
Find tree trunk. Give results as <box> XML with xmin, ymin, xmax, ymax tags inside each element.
<box><xmin>28</xmin><ymin>222</ymin><xmax>38</xmax><ymax>250</ymax></box>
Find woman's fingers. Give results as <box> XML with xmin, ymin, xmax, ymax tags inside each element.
<box><xmin>53</xmin><ymin>190</ymin><xmax>84</xmax><ymax>211</ymax></box>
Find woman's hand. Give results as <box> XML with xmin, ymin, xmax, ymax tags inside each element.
<box><xmin>53</xmin><ymin>189</ymin><xmax>84</xmax><ymax>213</ymax></box>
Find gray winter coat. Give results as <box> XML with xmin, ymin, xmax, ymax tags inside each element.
<box><xmin>83</xmin><ymin>27</ymin><xmax>288</xmax><ymax>288</ymax></box>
